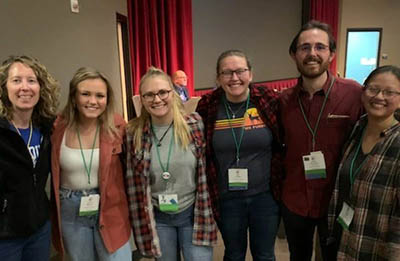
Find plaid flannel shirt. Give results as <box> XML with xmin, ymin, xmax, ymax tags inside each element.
<box><xmin>328</xmin><ymin>115</ymin><xmax>400</xmax><ymax>260</ymax></box>
<box><xmin>196</xmin><ymin>85</ymin><xmax>284</xmax><ymax>220</ymax></box>
<box><xmin>125</xmin><ymin>112</ymin><xmax>217</xmax><ymax>258</ymax></box>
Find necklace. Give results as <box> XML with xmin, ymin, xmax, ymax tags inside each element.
<box><xmin>226</xmin><ymin>101</ymin><xmax>246</xmax><ymax>119</ymax></box>
<box><xmin>155</xmin><ymin>130</ymin><xmax>174</xmax><ymax>181</ymax></box>
<box><xmin>151</xmin><ymin>121</ymin><xmax>173</xmax><ymax>147</ymax></box>
<box><xmin>11</xmin><ymin>120</ymin><xmax>34</xmax><ymax>161</ymax></box>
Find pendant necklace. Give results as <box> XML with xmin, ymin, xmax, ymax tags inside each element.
<box><xmin>151</xmin><ymin>121</ymin><xmax>173</xmax><ymax>147</ymax></box>
<box><xmin>153</xmin><ymin>126</ymin><xmax>174</xmax><ymax>181</ymax></box>
<box><xmin>226</xmin><ymin>101</ymin><xmax>246</xmax><ymax>119</ymax></box>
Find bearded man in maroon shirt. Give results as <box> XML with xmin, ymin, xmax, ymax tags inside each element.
<box><xmin>278</xmin><ymin>20</ymin><xmax>363</xmax><ymax>261</ymax></box>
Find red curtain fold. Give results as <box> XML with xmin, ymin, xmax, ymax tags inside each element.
<box><xmin>128</xmin><ymin>0</ymin><xmax>194</xmax><ymax>95</ymax></box>
<box><xmin>309</xmin><ymin>0</ymin><xmax>339</xmax><ymax>76</ymax></box>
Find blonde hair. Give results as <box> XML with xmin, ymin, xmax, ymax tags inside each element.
<box><xmin>0</xmin><ymin>55</ymin><xmax>60</xmax><ymax>125</ymax></box>
<box><xmin>127</xmin><ymin>67</ymin><xmax>191</xmax><ymax>152</ymax></box>
<box><xmin>62</xmin><ymin>67</ymin><xmax>117</xmax><ymax>136</ymax></box>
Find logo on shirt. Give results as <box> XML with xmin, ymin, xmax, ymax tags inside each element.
<box><xmin>215</xmin><ymin>108</ymin><xmax>265</xmax><ymax>130</ymax></box>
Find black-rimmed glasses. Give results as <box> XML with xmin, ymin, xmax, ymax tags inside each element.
<box><xmin>219</xmin><ymin>68</ymin><xmax>249</xmax><ymax>79</ymax></box>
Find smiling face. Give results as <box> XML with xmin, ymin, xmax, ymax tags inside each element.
<box><xmin>362</xmin><ymin>72</ymin><xmax>400</xmax><ymax>121</ymax></box>
<box><xmin>75</xmin><ymin>78</ymin><xmax>107</xmax><ymax>122</ymax></box>
<box><xmin>217</xmin><ymin>55</ymin><xmax>252</xmax><ymax>102</ymax></box>
<box><xmin>140</xmin><ymin>76</ymin><xmax>174</xmax><ymax>124</ymax></box>
<box><xmin>291</xmin><ymin>28</ymin><xmax>335</xmax><ymax>79</ymax></box>
<box><xmin>6</xmin><ymin>62</ymin><xmax>40</xmax><ymax>117</ymax></box>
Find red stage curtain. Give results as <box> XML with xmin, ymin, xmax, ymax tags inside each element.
<box><xmin>128</xmin><ymin>0</ymin><xmax>194</xmax><ymax>95</ymax></box>
<box><xmin>309</xmin><ymin>0</ymin><xmax>339</xmax><ymax>76</ymax></box>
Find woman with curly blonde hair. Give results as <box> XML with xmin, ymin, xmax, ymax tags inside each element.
<box><xmin>126</xmin><ymin>67</ymin><xmax>217</xmax><ymax>260</ymax></box>
<box><xmin>0</xmin><ymin>55</ymin><xmax>59</xmax><ymax>261</ymax></box>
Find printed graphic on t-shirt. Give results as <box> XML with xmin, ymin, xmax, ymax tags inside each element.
<box><xmin>214</xmin><ymin>107</ymin><xmax>265</xmax><ymax>130</ymax></box>
<box><xmin>29</xmin><ymin>144</ymin><xmax>41</xmax><ymax>165</ymax></box>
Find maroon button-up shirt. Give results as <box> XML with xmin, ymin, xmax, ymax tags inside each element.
<box><xmin>279</xmin><ymin>73</ymin><xmax>363</xmax><ymax>218</ymax></box>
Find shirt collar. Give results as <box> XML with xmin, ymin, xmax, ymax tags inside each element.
<box><xmin>297</xmin><ymin>71</ymin><xmax>333</xmax><ymax>97</ymax></box>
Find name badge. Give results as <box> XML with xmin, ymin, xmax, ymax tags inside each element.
<box><xmin>303</xmin><ymin>151</ymin><xmax>326</xmax><ymax>179</ymax></box>
<box><xmin>228</xmin><ymin>168</ymin><xmax>248</xmax><ymax>191</ymax></box>
<box><xmin>79</xmin><ymin>194</ymin><xmax>100</xmax><ymax>216</ymax></box>
<box><xmin>337</xmin><ymin>202</ymin><xmax>354</xmax><ymax>230</ymax></box>
<box><xmin>159</xmin><ymin>194</ymin><xmax>179</xmax><ymax>212</ymax></box>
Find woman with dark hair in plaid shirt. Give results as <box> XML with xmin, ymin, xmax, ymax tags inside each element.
<box><xmin>125</xmin><ymin>67</ymin><xmax>217</xmax><ymax>260</ymax></box>
<box><xmin>328</xmin><ymin>65</ymin><xmax>400</xmax><ymax>260</ymax></box>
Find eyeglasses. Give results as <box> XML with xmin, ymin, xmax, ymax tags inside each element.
<box><xmin>364</xmin><ymin>85</ymin><xmax>400</xmax><ymax>99</ymax></box>
<box><xmin>297</xmin><ymin>43</ymin><xmax>329</xmax><ymax>53</ymax></box>
<box><xmin>142</xmin><ymin>89</ymin><xmax>172</xmax><ymax>102</ymax></box>
<box><xmin>219</xmin><ymin>68</ymin><xmax>249</xmax><ymax>79</ymax></box>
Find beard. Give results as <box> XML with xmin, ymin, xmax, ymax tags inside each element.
<box><xmin>296</xmin><ymin>56</ymin><xmax>331</xmax><ymax>79</ymax></box>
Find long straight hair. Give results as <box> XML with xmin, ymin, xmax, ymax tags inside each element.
<box><xmin>127</xmin><ymin>67</ymin><xmax>191</xmax><ymax>152</ymax></box>
<box><xmin>62</xmin><ymin>67</ymin><xmax>117</xmax><ymax>137</ymax></box>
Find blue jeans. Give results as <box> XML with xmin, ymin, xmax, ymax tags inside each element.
<box><xmin>154</xmin><ymin>205</ymin><xmax>213</xmax><ymax>261</ymax></box>
<box><xmin>218</xmin><ymin>192</ymin><xmax>280</xmax><ymax>261</ymax></box>
<box><xmin>0</xmin><ymin>220</ymin><xmax>51</xmax><ymax>261</ymax></box>
<box><xmin>60</xmin><ymin>188</ymin><xmax>131</xmax><ymax>261</ymax></box>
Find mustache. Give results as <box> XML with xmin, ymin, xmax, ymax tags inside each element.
<box><xmin>303</xmin><ymin>56</ymin><xmax>321</xmax><ymax>64</ymax></box>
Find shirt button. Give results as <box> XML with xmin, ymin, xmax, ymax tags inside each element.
<box><xmin>99</xmin><ymin>225</ymin><xmax>105</xmax><ymax>229</ymax></box>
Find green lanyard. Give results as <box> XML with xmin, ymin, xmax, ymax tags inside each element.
<box><xmin>349</xmin><ymin>128</ymin><xmax>368</xmax><ymax>187</ymax></box>
<box><xmin>298</xmin><ymin>77</ymin><xmax>335</xmax><ymax>151</ymax></box>
<box><xmin>152</xmin><ymin>124</ymin><xmax>174</xmax><ymax>174</ymax></box>
<box><xmin>77</xmin><ymin>124</ymin><xmax>100</xmax><ymax>185</ymax></box>
<box><xmin>223</xmin><ymin>93</ymin><xmax>250</xmax><ymax>166</ymax></box>
<box><xmin>350</xmin><ymin>119</ymin><xmax>397</xmax><ymax>187</ymax></box>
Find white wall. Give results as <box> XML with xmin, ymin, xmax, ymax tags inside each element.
<box><xmin>192</xmin><ymin>0</ymin><xmax>302</xmax><ymax>89</ymax></box>
<box><xmin>338</xmin><ymin>0</ymin><xmax>400</xmax><ymax>77</ymax></box>
<box><xmin>0</xmin><ymin>0</ymin><xmax>127</xmax><ymax>112</ymax></box>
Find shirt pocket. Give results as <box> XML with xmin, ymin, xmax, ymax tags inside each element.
<box><xmin>326</xmin><ymin>114</ymin><xmax>350</xmax><ymax>127</ymax></box>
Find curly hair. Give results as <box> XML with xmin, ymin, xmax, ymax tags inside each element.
<box><xmin>0</xmin><ymin>55</ymin><xmax>60</xmax><ymax>125</ymax></box>
<box><xmin>62</xmin><ymin>67</ymin><xmax>117</xmax><ymax>136</ymax></box>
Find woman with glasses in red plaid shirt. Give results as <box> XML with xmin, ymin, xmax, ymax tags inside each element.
<box><xmin>125</xmin><ymin>67</ymin><xmax>217</xmax><ymax>260</ymax></box>
<box><xmin>197</xmin><ymin>50</ymin><xmax>283</xmax><ymax>261</ymax></box>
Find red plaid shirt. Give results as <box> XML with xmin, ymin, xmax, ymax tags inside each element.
<box><xmin>196</xmin><ymin>85</ymin><xmax>284</xmax><ymax>220</ymax></box>
<box><xmin>125</xmin><ymin>112</ymin><xmax>217</xmax><ymax>258</ymax></box>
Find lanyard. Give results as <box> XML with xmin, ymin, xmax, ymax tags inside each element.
<box><xmin>223</xmin><ymin>93</ymin><xmax>250</xmax><ymax>166</ymax></box>
<box><xmin>77</xmin><ymin>124</ymin><xmax>100</xmax><ymax>185</ymax></box>
<box><xmin>349</xmin><ymin>128</ymin><xmax>368</xmax><ymax>187</ymax></box>
<box><xmin>153</xmin><ymin>125</ymin><xmax>174</xmax><ymax>174</ymax></box>
<box><xmin>350</xmin><ymin>118</ymin><xmax>397</xmax><ymax>187</ymax></box>
<box><xmin>11</xmin><ymin>120</ymin><xmax>33</xmax><ymax>149</ymax></box>
<box><xmin>298</xmin><ymin>77</ymin><xmax>335</xmax><ymax>151</ymax></box>
<box><xmin>11</xmin><ymin>120</ymin><xmax>34</xmax><ymax>162</ymax></box>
